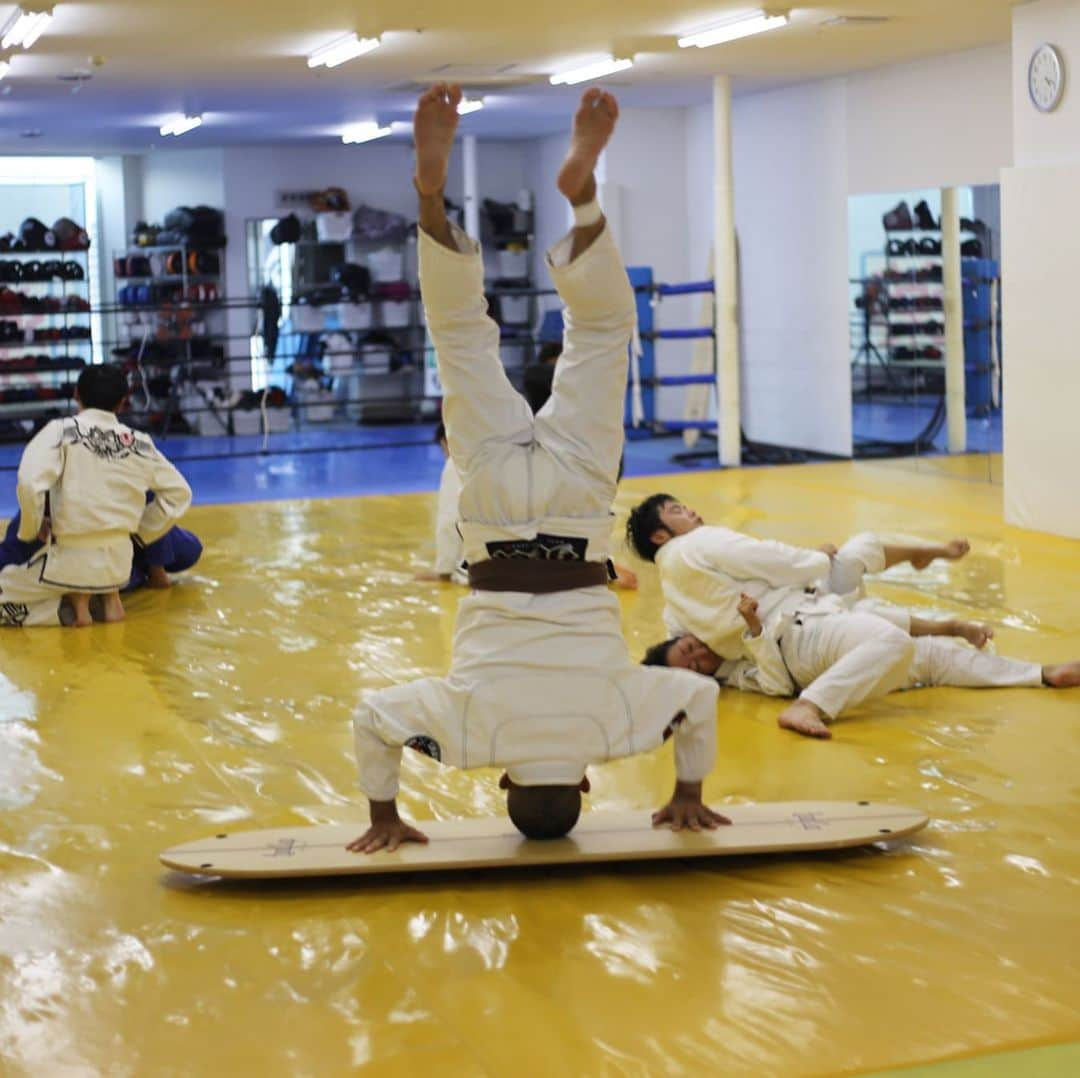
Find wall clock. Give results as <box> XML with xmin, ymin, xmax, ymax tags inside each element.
<box><xmin>1029</xmin><ymin>42</ymin><xmax>1065</xmax><ymax>113</ymax></box>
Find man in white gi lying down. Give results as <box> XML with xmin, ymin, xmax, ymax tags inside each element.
<box><xmin>645</xmin><ymin>593</ymin><xmax>1080</xmax><ymax>737</ymax></box>
<box><xmin>627</xmin><ymin>495</ymin><xmax>1080</xmax><ymax>737</ymax></box>
<box><xmin>349</xmin><ymin>85</ymin><xmax>726</xmax><ymax>853</ymax></box>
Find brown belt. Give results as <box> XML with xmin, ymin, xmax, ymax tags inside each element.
<box><xmin>468</xmin><ymin>558</ymin><xmax>610</xmax><ymax>594</ymax></box>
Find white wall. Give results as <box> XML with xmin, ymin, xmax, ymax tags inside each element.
<box><xmin>686</xmin><ymin>44</ymin><xmax>1013</xmax><ymax>457</ymax></box>
<box><xmin>140</xmin><ymin>149</ymin><xmax>226</xmax><ymax>223</ymax></box>
<box><xmin>731</xmin><ymin>79</ymin><xmax>852</xmax><ymax>455</ymax></box>
<box><xmin>1002</xmin><ymin>0</ymin><xmax>1080</xmax><ymax>537</ymax></box>
<box><xmin>1012</xmin><ymin>0</ymin><xmax>1080</xmax><ymax>167</ymax></box>
<box><xmin>1001</xmin><ymin>164</ymin><xmax>1080</xmax><ymax>536</ymax></box>
<box><xmin>845</xmin><ymin>46</ymin><xmax>1013</xmax><ymax>192</ymax></box>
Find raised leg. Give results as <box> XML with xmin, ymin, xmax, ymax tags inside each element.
<box><xmin>535</xmin><ymin>89</ymin><xmax>635</xmax><ymax>500</ymax></box>
<box><xmin>414</xmin><ymin>82</ymin><xmax>461</xmax><ymax>251</ymax></box>
<box><xmin>556</xmin><ymin>88</ymin><xmax>616</xmax><ymax>261</ymax></box>
<box><xmin>414</xmin><ymin>82</ymin><xmax>534</xmax><ymax>478</ymax></box>
<box><xmin>884</xmin><ymin>538</ymin><xmax>970</xmax><ymax>571</ymax></box>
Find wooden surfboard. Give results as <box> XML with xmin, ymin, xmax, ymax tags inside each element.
<box><xmin>160</xmin><ymin>801</ymin><xmax>929</xmax><ymax>880</ymax></box>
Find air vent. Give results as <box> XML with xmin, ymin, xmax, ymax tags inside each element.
<box><xmin>821</xmin><ymin>15</ymin><xmax>893</xmax><ymax>27</ymax></box>
<box><xmin>389</xmin><ymin>64</ymin><xmax>546</xmax><ymax>94</ymax></box>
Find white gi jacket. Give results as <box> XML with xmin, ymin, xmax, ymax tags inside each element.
<box><xmin>714</xmin><ymin>631</ymin><xmax>796</xmax><ymax>696</ymax></box>
<box><xmin>657</xmin><ymin>525</ymin><xmax>832</xmax><ymax>657</ymax></box>
<box><xmin>14</xmin><ymin>409</ymin><xmax>192</xmax><ymax>590</ymax></box>
<box><xmin>354</xmin><ymin>586</ymin><xmax>720</xmax><ymax>800</ymax></box>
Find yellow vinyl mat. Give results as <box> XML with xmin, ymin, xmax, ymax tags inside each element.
<box><xmin>1</xmin><ymin>455</ymin><xmax>1078</xmax><ymax>1077</ymax></box>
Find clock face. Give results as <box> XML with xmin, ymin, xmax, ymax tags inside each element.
<box><xmin>1029</xmin><ymin>43</ymin><xmax>1064</xmax><ymax>112</ymax></box>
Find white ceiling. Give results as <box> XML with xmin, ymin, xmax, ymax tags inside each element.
<box><xmin>0</xmin><ymin>1</ymin><xmax>1023</xmax><ymax>151</ymax></box>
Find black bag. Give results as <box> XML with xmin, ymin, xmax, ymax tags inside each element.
<box><xmin>331</xmin><ymin>262</ymin><xmax>371</xmax><ymax>298</ymax></box>
<box><xmin>270</xmin><ymin>213</ymin><xmax>301</xmax><ymax>245</ymax></box>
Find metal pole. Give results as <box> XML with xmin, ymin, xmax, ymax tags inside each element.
<box><xmin>713</xmin><ymin>76</ymin><xmax>740</xmax><ymax>466</ymax></box>
<box><xmin>463</xmin><ymin>134</ymin><xmax>479</xmax><ymax>238</ymax></box>
<box><xmin>941</xmin><ymin>186</ymin><xmax>966</xmax><ymax>453</ymax></box>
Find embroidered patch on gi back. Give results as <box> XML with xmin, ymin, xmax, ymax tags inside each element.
<box><xmin>64</xmin><ymin>420</ymin><xmax>154</xmax><ymax>461</ymax></box>
<box><xmin>485</xmin><ymin>534</ymin><xmax>588</xmax><ymax>562</ymax></box>
<box><xmin>404</xmin><ymin>736</ymin><xmax>442</xmax><ymax>762</ymax></box>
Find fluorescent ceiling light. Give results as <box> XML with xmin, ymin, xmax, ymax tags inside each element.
<box><xmin>342</xmin><ymin>122</ymin><xmax>393</xmax><ymax>145</ymax></box>
<box><xmin>307</xmin><ymin>33</ymin><xmax>381</xmax><ymax>69</ymax></box>
<box><xmin>457</xmin><ymin>98</ymin><xmax>484</xmax><ymax>116</ymax></box>
<box><xmin>160</xmin><ymin>115</ymin><xmax>203</xmax><ymax>137</ymax></box>
<box><xmin>1</xmin><ymin>6</ymin><xmax>54</xmax><ymax>50</ymax></box>
<box><xmin>0</xmin><ymin>59</ymin><xmax>9</xmax><ymax>80</ymax></box>
<box><xmin>678</xmin><ymin>11</ymin><xmax>789</xmax><ymax>49</ymax></box>
<box><xmin>549</xmin><ymin>56</ymin><xmax>633</xmax><ymax>86</ymax></box>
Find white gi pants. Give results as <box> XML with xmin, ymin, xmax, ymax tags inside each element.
<box><xmin>781</xmin><ymin>613</ymin><xmax>1042</xmax><ymax>719</ymax></box>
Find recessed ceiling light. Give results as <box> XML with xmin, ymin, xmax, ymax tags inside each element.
<box><xmin>160</xmin><ymin>115</ymin><xmax>203</xmax><ymax>137</ymax></box>
<box><xmin>1</xmin><ymin>6</ymin><xmax>54</xmax><ymax>51</ymax></box>
<box><xmin>678</xmin><ymin>10</ymin><xmax>789</xmax><ymax>49</ymax></box>
<box><xmin>457</xmin><ymin>98</ymin><xmax>484</xmax><ymax>116</ymax></box>
<box><xmin>549</xmin><ymin>57</ymin><xmax>633</xmax><ymax>86</ymax></box>
<box><xmin>341</xmin><ymin>121</ymin><xmax>393</xmax><ymax>144</ymax></box>
<box><xmin>308</xmin><ymin>34</ymin><xmax>381</xmax><ymax>70</ymax></box>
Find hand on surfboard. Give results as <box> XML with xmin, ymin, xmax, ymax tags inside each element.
<box><xmin>653</xmin><ymin>781</ymin><xmax>731</xmax><ymax>832</ymax></box>
<box><xmin>347</xmin><ymin>800</ymin><xmax>429</xmax><ymax>854</ymax></box>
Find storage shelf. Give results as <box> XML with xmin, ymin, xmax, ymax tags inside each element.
<box><xmin>0</xmin><ymin>247</ymin><xmax>90</xmax><ymax>256</ymax></box>
<box><xmin>0</xmin><ymin>309</ymin><xmax>91</xmax><ymax>317</ymax></box>
<box><xmin>0</xmin><ymin>367</ymin><xmax>84</xmax><ymax>378</ymax></box>
<box><xmin>124</xmin><ymin>244</ymin><xmax>224</xmax><ymax>253</ymax></box>
<box><xmin>116</xmin><ymin>274</ymin><xmax>221</xmax><ymax>283</ymax></box>
<box><xmin>0</xmin><ymin>278</ymin><xmax>89</xmax><ymax>286</ymax></box>
<box><xmin>0</xmin><ymin>398</ymin><xmax>75</xmax><ymax>415</ymax></box>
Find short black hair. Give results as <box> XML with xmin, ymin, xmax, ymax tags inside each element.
<box><xmin>506</xmin><ymin>784</ymin><xmax>582</xmax><ymax>839</ymax></box>
<box><xmin>642</xmin><ymin>638</ymin><xmax>680</xmax><ymax>667</ymax></box>
<box><xmin>626</xmin><ymin>492</ymin><xmax>675</xmax><ymax>563</ymax></box>
<box><xmin>433</xmin><ymin>420</ymin><xmax>447</xmax><ymax>444</ymax></box>
<box><xmin>77</xmin><ymin>363</ymin><xmax>128</xmax><ymax>412</ymax></box>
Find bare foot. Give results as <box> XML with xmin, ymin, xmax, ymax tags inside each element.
<box><xmin>65</xmin><ymin>592</ymin><xmax>92</xmax><ymax>628</ymax></box>
<box><xmin>147</xmin><ymin>565</ymin><xmax>172</xmax><ymax>590</ymax></box>
<box><xmin>102</xmin><ymin>591</ymin><xmax>125</xmax><ymax>623</ymax></box>
<box><xmin>777</xmin><ymin>699</ymin><xmax>832</xmax><ymax>740</ymax></box>
<box><xmin>413</xmin><ymin>82</ymin><xmax>462</xmax><ymax>196</ymax></box>
<box><xmin>954</xmin><ymin>620</ymin><xmax>994</xmax><ymax>649</ymax></box>
<box><xmin>911</xmin><ymin>538</ymin><xmax>970</xmax><ymax>570</ymax></box>
<box><xmin>1043</xmin><ymin>661</ymin><xmax>1080</xmax><ymax>688</ymax></box>
<box><xmin>557</xmin><ymin>88</ymin><xmax>619</xmax><ymax>205</ymax></box>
